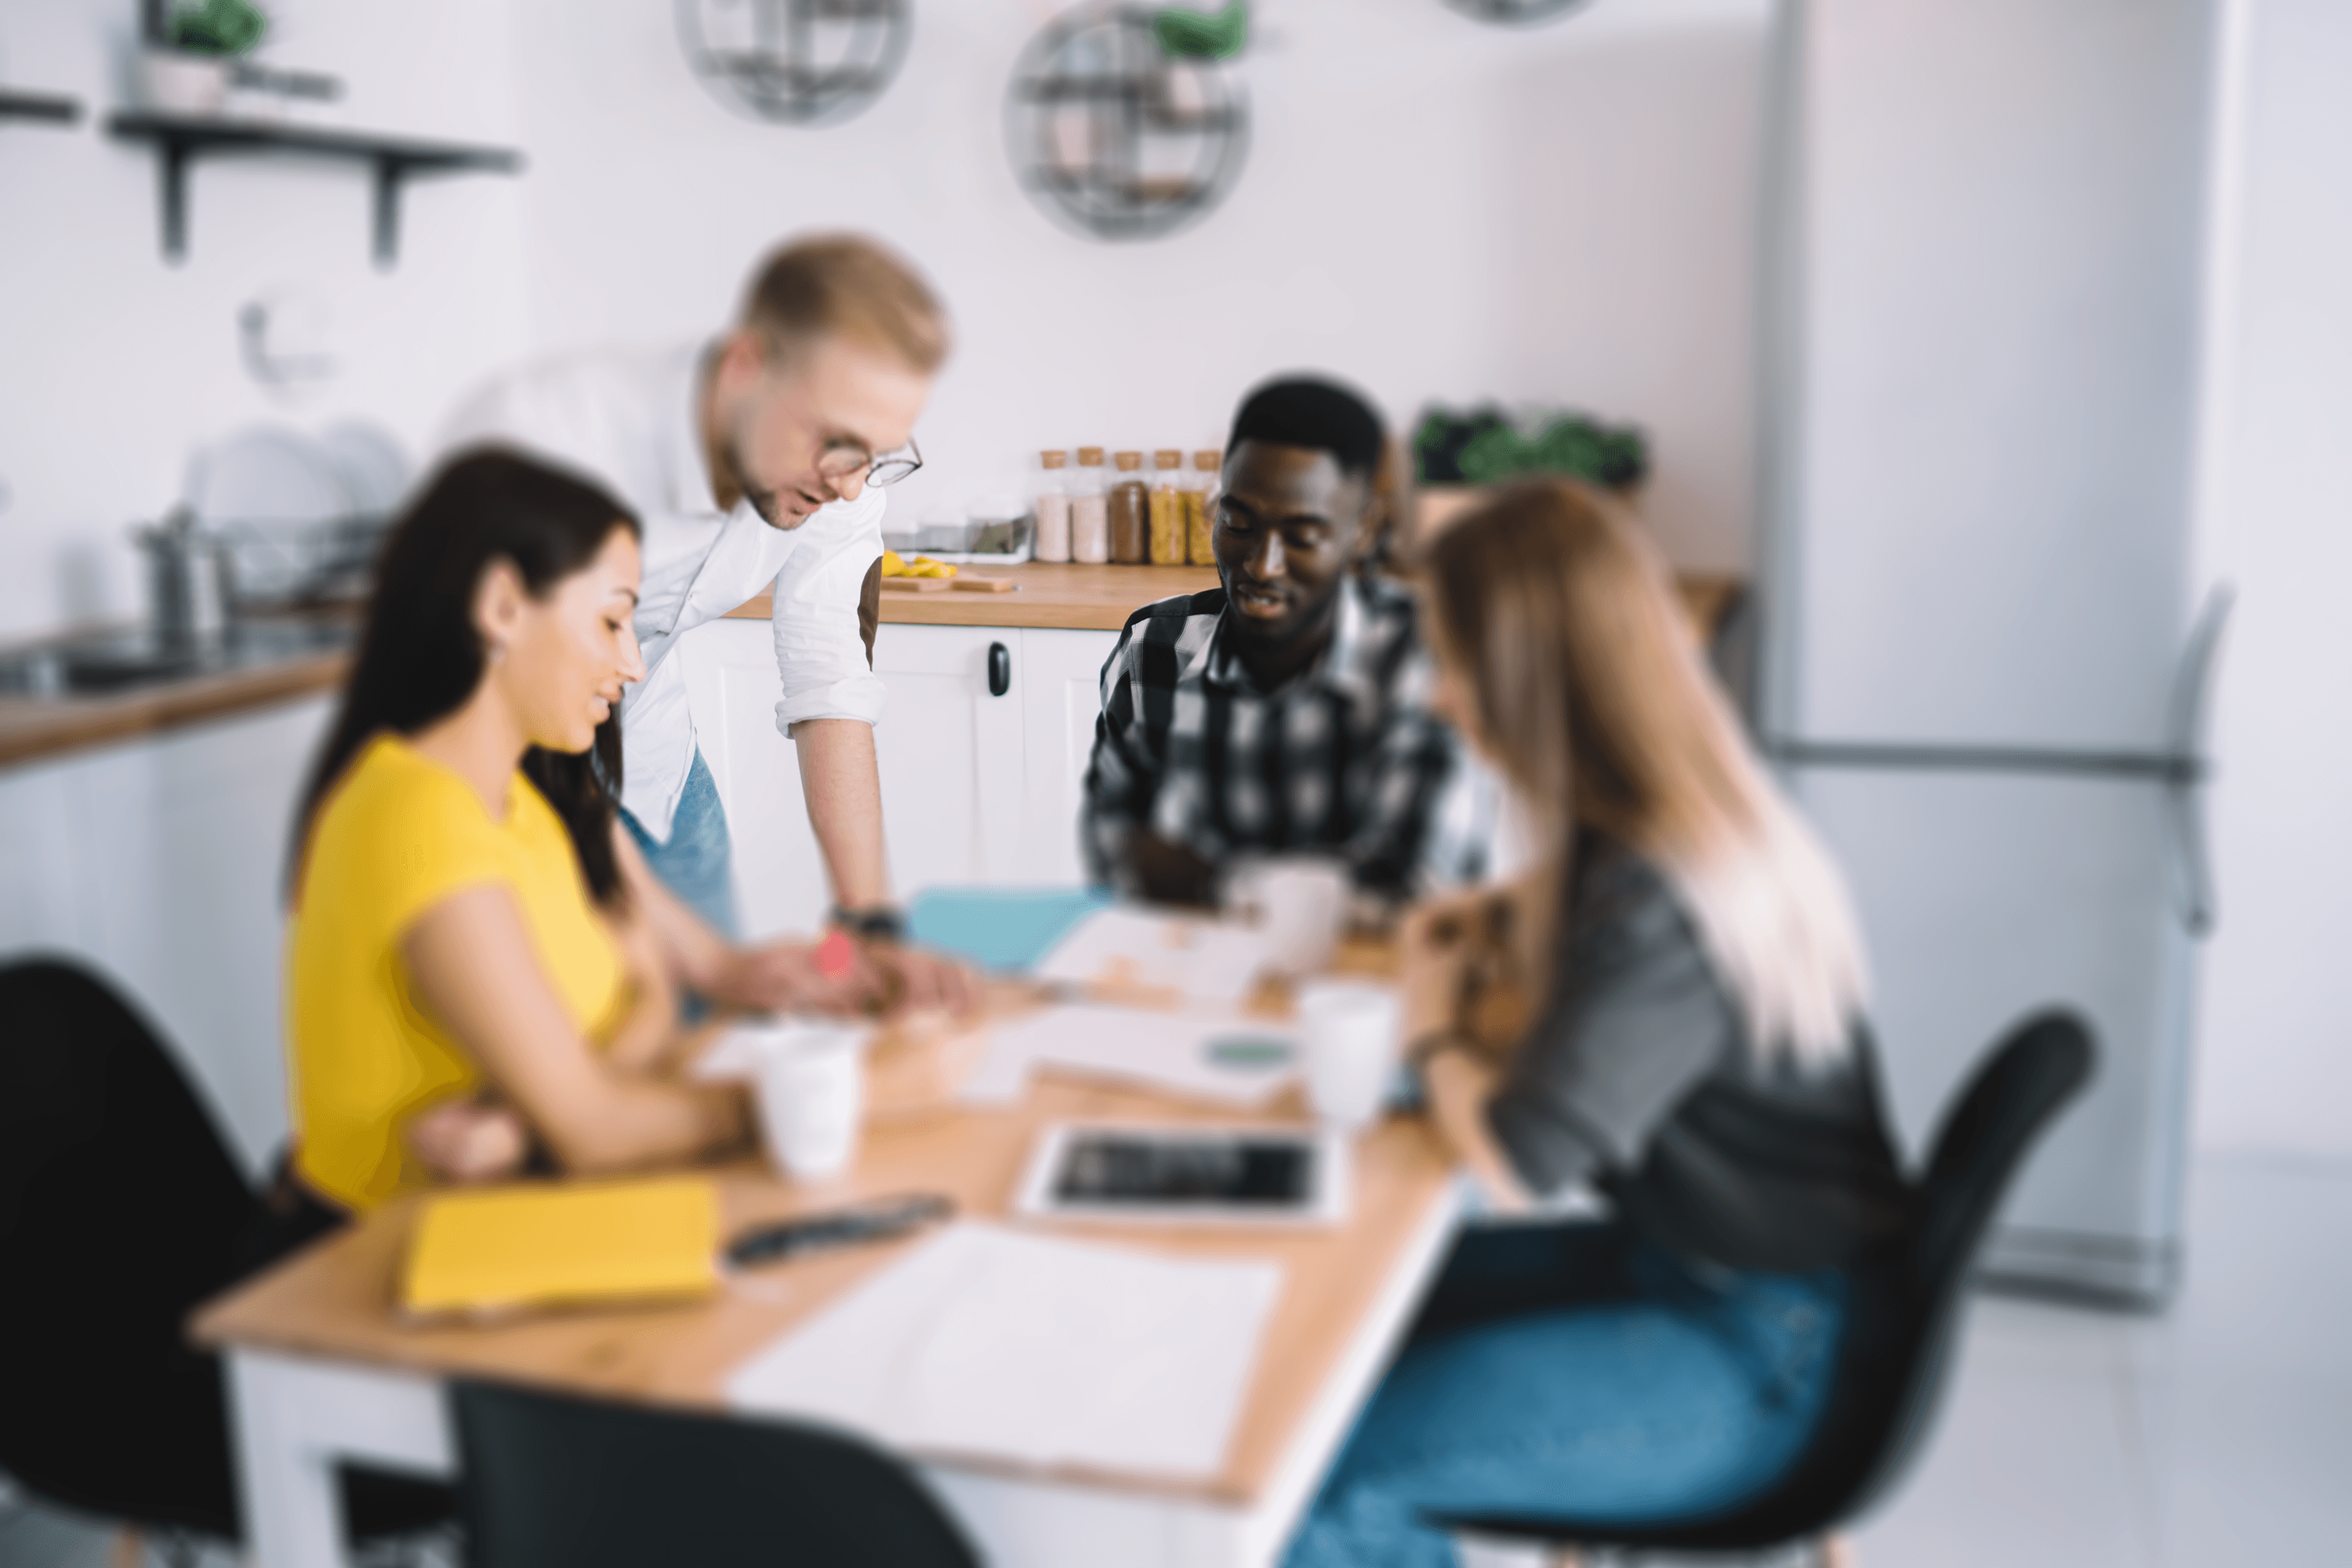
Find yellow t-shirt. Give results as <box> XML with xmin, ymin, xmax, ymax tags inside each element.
<box><xmin>285</xmin><ymin>734</ymin><xmax>626</xmax><ymax>1212</ymax></box>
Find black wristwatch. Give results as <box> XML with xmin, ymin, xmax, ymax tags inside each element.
<box><xmin>830</xmin><ymin>905</ymin><xmax>907</xmax><ymax>943</ymax></box>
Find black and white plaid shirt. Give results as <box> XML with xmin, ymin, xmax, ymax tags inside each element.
<box><xmin>1081</xmin><ymin>572</ymin><xmax>1480</xmax><ymax>898</ymax></box>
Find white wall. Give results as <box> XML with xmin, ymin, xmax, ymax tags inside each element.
<box><xmin>2189</xmin><ymin>0</ymin><xmax>2352</xmax><ymax>1160</ymax></box>
<box><xmin>510</xmin><ymin>0</ymin><xmax>1769</xmax><ymax>574</ymax></box>
<box><xmin>0</xmin><ymin>0</ymin><xmax>531</xmax><ymax>642</ymax></box>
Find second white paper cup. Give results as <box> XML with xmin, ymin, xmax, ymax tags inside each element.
<box><xmin>1297</xmin><ymin>981</ymin><xmax>1401</xmax><ymax>1131</ymax></box>
<box><xmin>747</xmin><ymin>1022</ymin><xmax>867</xmax><ymax>1181</ymax></box>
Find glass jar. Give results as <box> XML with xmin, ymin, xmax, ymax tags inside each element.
<box><xmin>1149</xmin><ymin>449</ymin><xmax>1187</xmax><ymax>565</ymax></box>
<box><xmin>1108</xmin><ymin>451</ymin><xmax>1149</xmax><ymax>564</ymax></box>
<box><xmin>1071</xmin><ymin>446</ymin><xmax>1110</xmax><ymax>564</ymax></box>
<box><xmin>1187</xmin><ymin>448</ymin><xmax>1221</xmax><ymax>564</ymax></box>
<box><xmin>1034</xmin><ymin>450</ymin><xmax>1073</xmax><ymax>563</ymax></box>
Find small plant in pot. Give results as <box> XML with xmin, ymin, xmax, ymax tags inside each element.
<box><xmin>139</xmin><ymin>0</ymin><xmax>268</xmax><ymax>116</ymax></box>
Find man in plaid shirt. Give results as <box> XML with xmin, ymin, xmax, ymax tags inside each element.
<box><xmin>1081</xmin><ymin>378</ymin><xmax>1477</xmax><ymax>906</ymax></box>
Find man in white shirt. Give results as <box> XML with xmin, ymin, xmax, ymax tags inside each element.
<box><xmin>444</xmin><ymin>234</ymin><xmax>971</xmax><ymax>1010</ymax></box>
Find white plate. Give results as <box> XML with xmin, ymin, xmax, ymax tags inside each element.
<box><xmin>188</xmin><ymin>424</ymin><xmax>350</xmax><ymax>524</ymax></box>
<box><xmin>318</xmin><ymin>420</ymin><xmax>413</xmax><ymax>517</ymax></box>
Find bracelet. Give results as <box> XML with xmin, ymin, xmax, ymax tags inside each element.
<box><xmin>829</xmin><ymin>905</ymin><xmax>906</xmax><ymax>942</ymax></box>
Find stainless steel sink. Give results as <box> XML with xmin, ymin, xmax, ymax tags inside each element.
<box><xmin>0</xmin><ymin>616</ymin><xmax>356</xmax><ymax>700</ymax></box>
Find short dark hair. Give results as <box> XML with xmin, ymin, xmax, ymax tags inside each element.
<box><xmin>1226</xmin><ymin>376</ymin><xmax>1387</xmax><ymax>483</ymax></box>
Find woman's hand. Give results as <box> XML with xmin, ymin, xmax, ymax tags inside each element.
<box><xmin>715</xmin><ymin>936</ymin><xmax>982</xmax><ymax>1022</ymax></box>
<box><xmin>1399</xmin><ymin>887</ymin><xmax>1488</xmax><ymax>1041</ymax></box>
<box><xmin>1422</xmin><ymin>1045</ymin><xmax>1533</xmax><ymax>1216</ymax></box>
<box><xmin>404</xmin><ymin>1097</ymin><xmax>529</xmax><ymax>1184</ymax></box>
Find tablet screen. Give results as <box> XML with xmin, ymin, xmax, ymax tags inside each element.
<box><xmin>1051</xmin><ymin>1133</ymin><xmax>1315</xmax><ymax>1207</ymax></box>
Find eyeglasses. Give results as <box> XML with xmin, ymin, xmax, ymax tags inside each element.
<box><xmin>815</xmin><ymin>434</ymin><xmax>924</xmax><ymax>491</ymax></box>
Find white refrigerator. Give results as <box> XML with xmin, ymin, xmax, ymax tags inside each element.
<box><xmin>1756</xmin><ymin>0</ymin><xmax>2226</xmax><ymax>1304</ymax></box>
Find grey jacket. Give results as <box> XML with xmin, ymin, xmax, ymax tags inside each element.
<box><xmin>1485</xmin><ymin>837</ymin><xmax>1912</xmax><ymax>1272</ymax></box>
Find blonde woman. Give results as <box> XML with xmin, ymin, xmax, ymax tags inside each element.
<box><xmin>1283</xmin><ymin>482</ymin><xmax>1911</xmax><ymax>1567</ymax></box>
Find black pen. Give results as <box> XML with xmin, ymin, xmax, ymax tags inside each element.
<box><xmin>724</xmin><ymin>1192</ymin><xmax>955</xmax><ymax>1269</ymax></box>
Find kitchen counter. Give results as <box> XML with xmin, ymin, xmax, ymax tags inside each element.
<box><xmin>727</xmin><ymin>560</ymin><xmax>1742</xmax><ymax>637</ymax></box>
<box><xmin>0</xmin><ymin>565</ymin><xmax>1739</xmax><ymax>768</ymax></box>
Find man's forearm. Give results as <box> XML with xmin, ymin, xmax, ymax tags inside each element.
<box><xmin>793</xmin><ymin>718</ymin><xmax>891</xmax><ymax>909</ymax></box>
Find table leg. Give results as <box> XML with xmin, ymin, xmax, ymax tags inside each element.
<box><xmin>224</xmin><ymin>1349</ymin><xmax>453</xmax><ymax>1568</ymax></box>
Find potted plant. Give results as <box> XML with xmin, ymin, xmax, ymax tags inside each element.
<box><xmin>138</xmin><ymin>0</ymin><xmax>268</xmax><ymax>117</ymax></box>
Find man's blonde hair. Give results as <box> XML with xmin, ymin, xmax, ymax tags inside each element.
<box><xmin>739</xmin><ymin>234</ymin><xmax>950</xmax><ymax>374</ymax></box>
<box><xmin>1422</xmin><ymin>479</ymin><xmax>1869</xmax><ymax>1069</ymax></box>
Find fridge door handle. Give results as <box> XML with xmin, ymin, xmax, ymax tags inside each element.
<box><xmin>2163</xmin><ymin>585</ymin><xmax>2234</xmax><ymax>937</ymax></box>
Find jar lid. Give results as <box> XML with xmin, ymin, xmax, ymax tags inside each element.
<box><xmin>1077</xmin><ymin>446</ymin><xmax>1105</xmax><ymax>464</ymax></box>
<box><xmin>1154</xmin><ymin>449</ymin><xmax>1182</xmax><ymax>468</ymax></box>
<box><xmin>1114</xmin><ymin>451</ymin><xmax>1144</xmax><ymax>470</ymax></box>
<box><xmin>1041</xmin><ymin>450</ymin><xmax>1068</xmax><ymax>467</ymax></box>
<box><xmin>1193</xmin><ymin>449</ymin><xmax>1221</xmax><ymax>469</ymax></box>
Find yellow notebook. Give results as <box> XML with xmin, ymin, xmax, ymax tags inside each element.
<box><xmin>401</xmin><ymin>1177</ymin><xmax>719</xmax><ymax>1320</ymax></box>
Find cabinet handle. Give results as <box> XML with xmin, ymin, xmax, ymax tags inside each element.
<box><xmin>988</xmin><ymin>641</ymin><xmax>1011</xmax><ymax>698</ymax></box>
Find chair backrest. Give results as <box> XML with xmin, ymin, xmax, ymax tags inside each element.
<box><xmin>0</xmin><ymin>957</ymin><xmax>257</xmax><ymax>1535</ymax></box>
<box><xmin>453</xmin><ymin>1379</ymin><xmax>985</xmax><ymax>1568</ymax></box>
<box><xmin>1828</xmin><ymin>1009</ymin><xmax>2096</xmax><ymax>1523</ymax></box>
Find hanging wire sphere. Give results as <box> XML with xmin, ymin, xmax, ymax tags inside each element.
<box><xmin>1005</xmin><ymin>4</ymin><xmax>1250</xmax><ymax>242</ymax></box>
<box><xmin>677</xmin><ymin>0</ymin><xmax>913</xmax><ymax>127</ymax></box>
<box><xmin>1443</xmin><ymin>0</ymin><xmax>1595</xmax><ymax>25</ymax></box>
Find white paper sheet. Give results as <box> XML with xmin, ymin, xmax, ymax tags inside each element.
<box><xmin>726</xmin><ymin>1222</ymin><xmax>1285</xmax><ymax>1481</ymax></box>
<box><xmin>958</xmin><ymin>1004</ymin><xmax>1301</xmax><ymax>1108</ymax></box>
<box><xmin>1035</xmin><ymin>908</ymin><xmax>1267</xmax><ymax>1003</ymax></box>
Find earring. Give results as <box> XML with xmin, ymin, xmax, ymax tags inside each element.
<box><xmin>487</xmin><ymin>640</ymin><xmax>507</xmax><ymax>666</ymax></box>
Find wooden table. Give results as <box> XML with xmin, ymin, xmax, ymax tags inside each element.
<box><xmin>194</xmin><ymin>989</ymin><xmax>1463</xmax><ymax>1567</ymax></box>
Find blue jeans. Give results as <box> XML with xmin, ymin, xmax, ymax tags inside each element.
<box><xmin>1281</xmin><ymin>1221</ymin><xmax>1849</xmax><ymax>1568</ymax></box>
<box><xmin>619</xmin><ymin>750</ymin><xmax>739</xmax><ymax>940</ymax></box>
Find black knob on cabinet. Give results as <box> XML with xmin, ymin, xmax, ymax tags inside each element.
<box><xmin>988</xmin><ymin>641</ymin><xmax>1011</xmax><ymax>697</ymax></box>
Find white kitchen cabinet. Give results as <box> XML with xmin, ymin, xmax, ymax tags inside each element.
<box><xmin>680</xmin><ymin>617</ymin><xmax>1120</xmax><ymax>940</ymax></box>
<box><xmin>0</xmin><ymin>696</ymin><xmax>332</xmax><ymax>1177</ymax></box>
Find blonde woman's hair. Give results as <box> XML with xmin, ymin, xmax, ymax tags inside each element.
<box><xmin>739</xmin><ymin>233</ymin><xmax>951</xmax><ymax>375</ymax></box>
<box><xmin>1421</xmin><ymin>480</ymin><xmax>1868</xmax><ymax>1068</ymax></box>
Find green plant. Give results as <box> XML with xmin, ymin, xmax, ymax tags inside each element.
<box><xmin>164</xmin><ymin>0</ymin><xmax>268</xmax><ymax>57</ymax></box>
<box><xmin>1156</xmin><ymin>2</ymin><xmax>1247</xmax><ymax>60</ymax></box>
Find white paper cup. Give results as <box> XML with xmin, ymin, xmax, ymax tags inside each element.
<box><xmin>1297</xmin><ymin>981</ymin><xmax>1401</xmax><ymax>1130</ymax></box>
<box><xmin>1228</xmin><ymin>858</ymin><xmax>1351</xmax><ymax>978</ymax></box>
<box><xmin>746</xmin><ymin>1022</ymin><xmax>867</xmax><ymax>1181</ymax></box>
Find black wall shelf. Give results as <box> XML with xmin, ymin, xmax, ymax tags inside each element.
<box><xmin>105</xmin><ymin>112</ymin><xmax>522</xmax><ymax>267</ymax></box>
<box><xmin>0</xmin><ymin>91</ymin><xmax>83</xmax><ymax>125</ymax></box>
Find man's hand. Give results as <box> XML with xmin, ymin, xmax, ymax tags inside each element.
<box><xmin>863</xmin><ymin>941</ymin><xmax>982</xmax><ymax>1019</ymax></box>
<box><xmin>1130</xmin><ymin>831</ymin><xmax>1221</xmax><ymax>908</ymax></box>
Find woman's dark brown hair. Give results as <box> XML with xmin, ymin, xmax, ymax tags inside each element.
<box><xmin>289</xmin><ymin>448</ymin><xmax>641</xmax><ymax>905</ymax></box>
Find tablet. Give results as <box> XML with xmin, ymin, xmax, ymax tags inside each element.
<box><xmin>1012</xmin><ymin>1122</ymin><xmax>1349</xmax><ymax>1229</ymax></box>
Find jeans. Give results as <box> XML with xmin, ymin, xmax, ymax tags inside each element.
<box><xmin>619</xmin><ymin>749</ymin><xmax>739</xmax><ymax>940</ymax></box>
<box><xmin>1281</xmin><ymin>1221</ymin><xmax>1850</xmax><ymax>1568</ymax></box>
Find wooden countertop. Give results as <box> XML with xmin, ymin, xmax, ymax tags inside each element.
<box><xmin>193</xmin><ymin>971</ymin><xmax>1458</xmax><ymax>1508</ymax></box>
<box><xmin>0</xmin><ymin>648</ymin><xmax>350</xmax><ymax>771</ymax></box>
<box><xmin>0</xmin><ymin>567</ymin><xmax>1740</xmax><ymax>769</ymax></box>
<box><xmin>728</xmin><ymin>561</ymin><xmax>1225</xmax><ymax>633</ymax></box>
<box><xmin>728</xmin><ymin>560</ymin><xmax>1742</xmax><ymax>638</ymax></box>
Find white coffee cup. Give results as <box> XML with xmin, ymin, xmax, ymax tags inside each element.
<box><xmin>1296</xmin><ymin>981</ymin><xmax>1401</xmax><ymax>1131</ymax></box>
<box><xmin>746</xmin><ymin>1022</ymin><xmax>868</xmax><ymax>1181</ymax></box>
<box><xmin>1227</xmin><ymin>857</ymin><xmax>1351</xmax><ymax>978</ymax></box>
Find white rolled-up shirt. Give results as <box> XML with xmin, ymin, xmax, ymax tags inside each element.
<box><xmin>439</xmin><ymin>343</ymin><xmax>889</xmax><ymax>842</ymax></box>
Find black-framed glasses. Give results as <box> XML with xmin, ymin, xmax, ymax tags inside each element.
<box><xmin>815</xmin><ymin>435</ymin><xmax>924</xmax><ymax>490</ymax></box>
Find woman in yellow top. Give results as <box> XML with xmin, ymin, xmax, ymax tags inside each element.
<box><xmin>274</xmin><ymin>450</ymin><xmax>856</xmax><ymax>1237</ymax></box>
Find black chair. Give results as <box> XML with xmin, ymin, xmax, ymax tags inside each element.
<box><xmin>1427</xmin><ymin>1009</ymin><xmax>2097</xmax><ymax>1565</ymax></box>
<box><xmin>452</xmin><ymin>1378</ymin><xmax>985</xmax><ymax>1567</ymax></box>
<box><xmin>0</xmin><ymin>957</ymin><xmax>452</xmax><ymax>1559</ymax></box>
